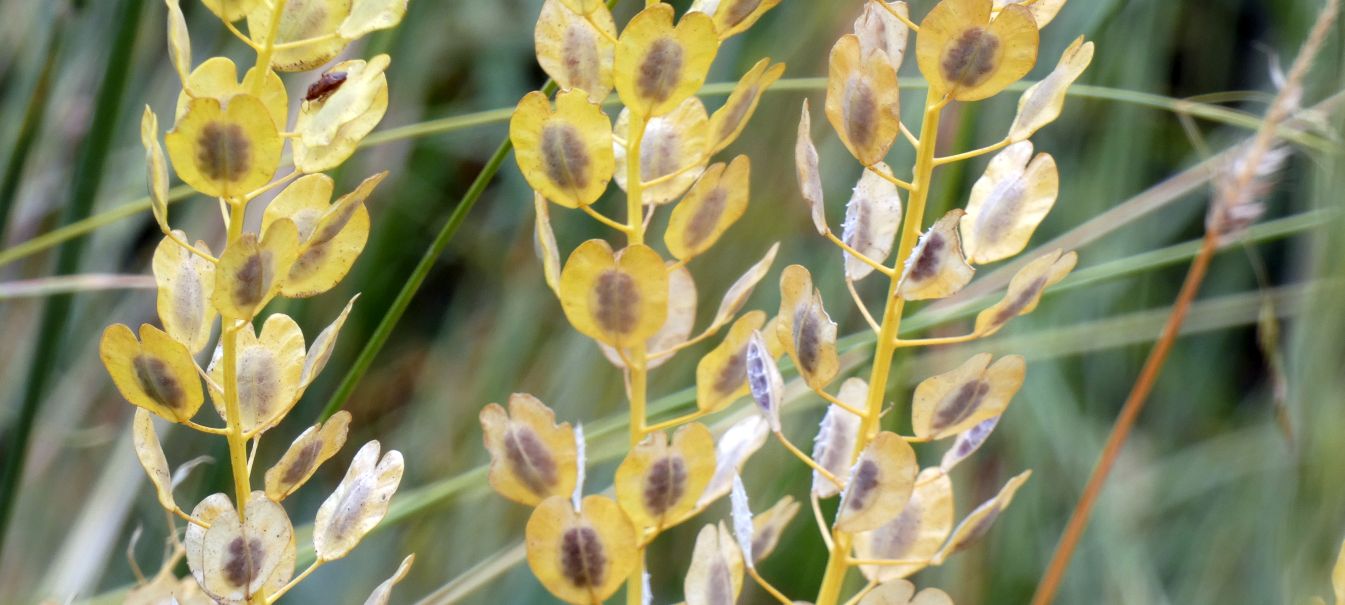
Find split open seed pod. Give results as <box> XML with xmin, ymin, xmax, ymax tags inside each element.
<box><xmin>293</xmin><ymin>56</ymin><xmax>392</xmax><ymax>173</ymax></box>
<box><xmin>526</xmin><ymin>495</ymin><xmax>637</xmax><ymax>605</ymax></box>
<box><xmin>480</xmin><ymin>393</ymin><xmax>579</xmax><ymax>506</ymax></box>
<box><xmin>961</xmin><ymin>142</ymin><xmax>1058</xmax><ymax>264</ymax></box>
<box><xmin>709</xmin><ymin>58</ymin><xmax>786</xmax><ymax>153</ymax></box>
<box><xmin>100</xmin><ymin>323</ymin><xmax>204</xmax><ymax>423</ymax></box>
<box><xmin>166</xmin><ymin>93</ymin><xmax>282</xmax><ymax>199</ymax></box>
<box><xmin>931</xmin><ymin>469</ymin><xmax>1031</xmax><ymax>563</ymax></box>
<box><xmin>835</xmin><ymin>431</ymin><xmax>919</xmax><ymax>533</ymax></box>
<box><xmin>916</xmin><ymin>0</ymin><xmax>1039</xmax><ymax>102</ymax></box>
<box><xmin>614</xmin><ymin>4</ymin><xmax>719</xmax><ymax>117</ymax></box>
<box><xmin>843</xmin><ymin>165</ymin><xmax>904</xmax><ymax>281</ymax></box>
<box><xmin>811</xmin><ymin>378</ymin><xmax>867</xmax><ymax>498</ymax></box>
<box><xmin>696</xmin><ymin>311</ymin><xmax>766</xmax><ymax>414</ymax></box>
<box><xmin>535</xmin><ymin>0</ymin><xmax>617</xmax><ymax>103</ymax></box>
<box><xmin>912</xmin><ymin>353</ymin><xmax>1024</xmax><ymax>439</ymax></box>
<box><xmin>974</xmin><ymin>248</ymin><xmax>1076</xmax><ymax>335</ymax></box>
<box><xmin>665</xmin><ymin>156</ymin><xmax>751</xmax><ymax>261</ymax></box>
<box><xmin>777</xmin><ymin>265</ymin><xmax>840</xmax><ymax>389</ymax></box>
<box><xmin>152</xmin><ymin>231</ymin><xmax>216</xmax><ymax>354</ymax></box>
<box><xmin>699</xmin><ymin>416</ymin><xmax>770</xmax><ymax>507</ymax></box>
<box><xmin>314</xmin><ymin>440</ymin><xmax>405</xmax><ymax>560</ymax></box>
<box><xmin>898</xmin><ymin>209</ymin><xmax>975</xmax><ymax>301</ymax></box>
<box><xmin>854</xmin><ymin>468</ymin><xmax>954</xmax><ymax>581</ymax></box>
<box><xmin>559</xmin><ymin>239</ymin><xmax>669</xmax><ymax>349</ymax></box>
<box><xmin>615</xmin><ymin>423</ymin><xmax>716</xmax><ymax>533</ymax></box>
<box><xmin>207</xmin><ymin>313</ymin><xmax>306</xmax><ymax>434</ymax></box>
<box><xmin>212</xmin><ymin>219</ymin><xmax>302</xmax><ymax>321</ymax></box>
<box><xmin>614</xmin><ymin>97</ymin><xmax>712</xmax><ymax>205</ymax></box>
<box><xmin>745</xmin><ymin>330</ymin><xmax>785</xmax><ymax>431</ymax></box>
<box><xmin>513</xmin><ymin>89</ymin><xmax>615</xmax><ymax>209</ymax></box>
<box><xmin>684</xmin><ymin>522</ymin><xmax>746</xmax><ymax>605</ymax></box>
<box><xmin>826</xmin><ymin>34</ymin><xmax>901</xmax><ymax>166</ymax></box>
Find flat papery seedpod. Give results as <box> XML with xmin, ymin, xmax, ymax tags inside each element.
<box><xmin>855</xmin><ymin>1</ymin><xmax>911</xmax><ymax>72</ymax></box>
<box><xmin>931</xmin><ymin>470</ymin><xmax>1030</xmax><ymax>564</ymax></box>
<box><xmin>698</xmin><ymin>416</ymin><xmax>770</xmax><ymax>507</ymax></box>
<box><xmin>100</xmin><ymin>323</ymin><xmax>204</xmax><ymax>423</ymax></box>
<box><xmin>710</xmin><ymin>59</ymin><xmax>785</xmax><ymax>154</ymax></box>
<box><xmin>534</xmin><ymin>193</ymin><xmax>563</xmax><ymax>295</ymax></box>
<box><xmin>191</xmin><ymin>491</ymin><xmax>294</xmax><ymax>602</ymax></box>
<box><xmin>294</xmin><ymin>56</ymin><xmax>391</xmax><ymax>174</ymax></box>
<box><xmin>246</xmin><ymin>0</ymin><xmax>347</xmax><ymax>71</ymax></box>
<box><xmin>853</xmin><ymin>468</ymin><xmax>954</xmax><ymax>582</ymax></box>
<box><xmin>314</xmin><ymin>440</ymin><xmax>405</xmax><ymax>560</ymax></box>
<box><xmin>843</xmin><ymin>165</ymin><xmax>904</xmax><ymax>281</ymax></box>
<box><xmin>614</xmin><ymin>97</ymin><xmax>711</xmax><ymax>206</ymax></box>
<box><xmin>912</xmin><ymin>353</ymin><xmax>1024</xmax><ymax>440</ymax></box>
<box><xmin>730</xmin><ymin>476</ymin><xmax>756</xmax><ymax>564</ymax></box>
<box><xmin>201</xmin><ymin>0</ymin><xmax>260</xmax><ymax>23</ymax></box>
<box><xmin>696</xmin><ymin>311</ymin><xmax>765</xmax><ymax>414</ymax></box>
<box><xmin>811</xmin><ymin>378</ymin><xmax>866</xmax><ymax>498</ymax></box>
<box><xmin>207</xmin><ymin>313</ymin><xmax>306</xmax><ymax>434</ymax></box>
<box><xmin>750</xmin><ymin>496</ymin><xmax>800</xmax><ymax>563</ymax></box>
<box><xmin>691</xmin><ymin>0</ymin><xmax>782</xmax><ymax>40</ymax></box>
<box><xmin>262</xmin><ymin>172</ymin><xmax>381</xmax><ymax>297</ymax></box>
<box><xmin>141</xmin><ymin>108</ymin><xmax>171</xmax><ymax>235</ymax></box>
<box><xmin>993</xmin><ymin>0</ymin><xmax>1067</xmax><ymax>28</ymax></box>
<box><xmin>685</xmin><ymin>522</ymin><xmax>746</xmax><ymax>605</ymax></box>
<box><xmin>536</xmin><ymin>0</ymin><xmax>616</xmax><ymax>104</ymax></box>
<box><xmin>614</xmin><ymin>4</ymin><xmax>719</xmax><ymax>117</ymax></box>
<box><xmin>615</xmin><ymin>423</ymin><xmax>716</xmax><ymax>532</ymax></box>
<box><xmin>559</xmin><ymin>239</ymin><xmax>669</xmax><ymax>349</ymax></box>
<box><xmin>776</xmin><ymin>265</ymin><xmax>840</xmax><ymax>389</ymax></box>
<box><xmin>916</xmin><ymin>0</ymin><xmax>1039</xmax><ymax>102</ymax></box>
<box><xmin>835</xmin><ymin>431</ymin><xmax>918</xmax><ymax>533</ymax></box>
<box><xmin>212</xmin><ymin>219</ymin><xmax>301</xmax><ymax>321</ymax></box>
<box><xmin>185</xmin><ymin>494</ymin><xmax>230</xmax><ymax>588</ymax></box>
<box><xmin>961</xmin><ymin>142</ymin><xmax>1057</xmax><ymax>264</ymax></box>
<box><xmin>974</xmin><ymin>248</ymin><xmax>1076</xmax><ymax>335</ymax></box>
<box><xmin>162</xmin><ymin>0</ymin><xmax>190</xmax><ymax>90</ymax></box>
<box><xmin>174</xmin><ymin>57</ymin><xmax>287</xmax><ymax>133</ymax></box>
<box><xmin>666</xmin><ymin>156</ymin><xmax>751</xmax><ymax>261</ymax></box>
<box><xmin>152</xmin><ymin>231</ymin><xmax>216</xmax><ymax>354</ymax></box>
<box><xmin>264</xmin><ymin>410</ymin><xmax>352</xmax><ymax>500</ymax></box>
<box><xmin>526</xmin><ymin>495</ymin><xmax>637</xmax><ymax>605</ymax></box>
<box><xmin>480</xmin><ymin>393</ymin><xmax>579</xmax><ymax>506</ymax></box>
<box><xmin>898</xmin><ymin>210</ymin><xmax>974</xmax><ymax>301</ymax></box>
<box><xmin>745</xmin><ymin>331</ymin><xmax>785</xmax><ymax>432</ymax></box>
<box><xmin>826</xmin><ymin>34</ymin><xmax>901</xmax><ymax>167</ymax></box>
<box><xmin>795</xmin><ymin>100</ymin><xmax>828</xmax><ymax>235</ymax></box>
<box><xmin>858</xmin><ymin>579</ymin><xmax>954</xmax><ymax>605</ymax></box>
<box><xmin>338</xmin><ymin>0</ymin><xmax>410</xmax><ymax>40</ymax></box>
<box><xmin>299</xmin><ymin>295</ymin><xmax>358</xmax><ymax>392</ymax></box>
<box><xmin>512</xmin><ymin>89</ymin><xmax>615</xmax><ymax>209</ymax></box>
<box><xmin>709</xmin><ymin>242</ymin><xmax>779</xmax><ymax>330</ymax></box>
<box><xmin>132</xmin><ymin>408</ymin><xmax>176</xmax><ymax>511</ymax></box>
<box><xmin>166</xmin><ymin>94</ymin><xmax>282</xmax><ymax>199</ymax></box>
<box><xmin>939</xmin><ymin>415</ymin><xmax>999</xmax><ymax>472</ymax></box>
<box><xmin>1009</xmin><ymin>37</ymin><xmax>1092</xmax><ymax>142</ymax></box>
<box><xmin>603</xmin><ymin>262</ymin><xmax>696</xmax><ymax>369</ymax></box>
<box><xmin>363</xmin><ymin>554</ymin><xmax>416</xmax><ymax>605</ymax></box>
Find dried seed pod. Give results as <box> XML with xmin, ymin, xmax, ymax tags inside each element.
<box><xmin>697</xmin><ymin>311</ymin><xmax>766</xmax><ymax>413</ymax></box>
<box><xmin>931</xmin><ymin>470</ymin><xmax>1031</xmax><ymax>563</ymax></box>
<box><xmin>100</xmin><ymin>323</ymin><xmax>204</xmax><ymax>423</ymax></box>
<box><xmin>604</xmin><ymin>262</ymin><xmax>697</xmax><ymax>369</ymax></box>
<box><xmin>843</xmin><ymin>165</ymin><xmax>904</xmax><ymax>281</ymax></box>
<box><xmin>855</xmin><ymin>1</ymin><xmax>911</xmax><ymax>71</ymax></box>
<box><xmin>201</xmin><ymin>0</ymin><xmax>260</xmax><ymax>23</ymax></box>
<box><xmin>207</xmin><ymin>314</ymin><xmax>306</xmax><ymax>434</ymax></box>
<box><xmin>853</xmin><ymin>468</ymin><xmax>954</xmax><ymax>582</ymax></box>
<box><xmin>152</xmin><ymin>231</ymin><xmax>216</xmax><ymax>354</ymax></box>
<box><xmin>1009</xmin><ymin>37</ymin><xmax>1094</xmax><ymax>142</ymax></box>
<box><xmin>993</xmin><ymin>0</ymin><xmax>1067</xmax><ymax>28</ymax></box>
<box><xmin>835</xmin><ymin>431</ymin><xmax>919</xmax><ymax>533</ymax></box>
<box><xmin>745</xmin><ymin>330</ymin><xmax>785</xmax><ymax>431</ymax></box>
<box><xmin>513</xmin><ymin>89</ymin><xmax>615</xmax><ymax>209</ymax></box>
<box><xmin>665</xmin><ymin>156</ymin><xmax>751</xmax><ymax>261</ymax></box>
<box><xmin>614</xmin><ymin>4</ymin><xmax>719</xmax><ymax>117</ymax></box>
<box><xmin>961</xmin><ymin>142</ymin><xmax>1058</xmax><ymax>264</ymax></box>
<box><xmin>615</xmin><ymin>423</ymin><xmax>716</xmax><ymax>532</ymax></box>
<box><xmin>141</xmin><ymin>108</ymin><xmax>171</xmax><ymax>235</ymax></box>
<box><xmin>190</xmin><ymin>491</ymin><xmax>294</xmax><ymax>602</ymax></box>
<box><xmin>526</xmin><ymin>495</ymin><xmax>637</xmax><ymax>605</ymax></box>
<box><xmin>212</xmin><ymin>219</ymin><xmax>302</xmax><ymax>321</ymax></box>
<box><xmin>777</xmin><ymin>265</ymin><xmax>840</xmax><ymax>389</ymax></box>
<box><xmin>699</xmin><ymin>416</ymin><xmax>770</xmax><ymax>507</ymax></box>
<box><xmin>939</xmin><ymin>415</ymin><xmax>1000</xmax><ymax>472</ymax></box>
<box><xmin>795</xmin><ymin>100</ymin><xmax>828</xmax><ymax>235</ymax></box>
<box><xmin>709</xmin><ymin>242</ymin><xmax>779</xmax><ymax>330</ymax></box>
<box><xmin>264</xmin><ymin>411</ymin><xmax>352</xmax><ymax>500</ymax></box>
<box><xmin>262</xmin><ymin>173</ymin><xmax>379</xmax><ymax>298</ymax></box>
<box><xmin>166</xmin><ymin>94</ymin><xmax>282</xmax><ymax>198</ymax></box>
<box><xmin>314</xmin><ymin>440</ymin><xmax>405</xmax><ymax>560</ymax></box>
<box><xmin>710</xmin><ymin>58</ymin><xmax>786</xmax><ymax>153</ymax></box>
<box><xmin>559</xmin><ymin>239</ymin><xmax>669</xmax><ymax>348</ymax></box>
<box><xmin>685</xmin><ymin>522</ymin><xmax>746</xmax><ymax>605</ymax></box>
<box><xmin>812</xmin><ymin>378</ymin><xmax>867</xmax><ymax>498</ymax></box>
<box><xmin>480</xmin><ymin>393</ymin><xmax>579</xmax><ymax>507</ymax></box>
<box><xmin>293</xmin><ymin>56</ymin><xmax>391</xmax><ymax>173</ymax></box>
<box><xmin>534</xmin><ymin>192</ymin><xmax>563</xmax><ymax>295</ymax></box>
<box><xmin>363</xmin><ymin>554</ymin><xmax>415</xmax><ymax>605</ymax></box>
<box><xmin>750</xmin><ymin>496</ymin><xmax>800</xmax><ymax>564</ymax></box>
<box><xmin>691</xmin><ymin>0</ymin><xmax>782</xmax><ymax>40</ymax></box>
<box><xmin>912</xmin><ymin>353</ymin><xmax>1024</xmax><ymax>440</ymax></box>
<box><xmin>339</xmin><ymin>0</ymin><xmax>410</xmax><ymax>40</ymax></box>
<box><xmin>246</xmin><ymin>0</ymin><xmax>346</xmax><ymax>71</ymax></box>
<box><xmin>558</xmin><ymin>0</ymin><xmax>606</xmax><ymax>14</ymax></box>
<box><xmin>132</xmin><ymin>408</ymin><xmax>176</xmax><ymax>511</ymax></box>
<box><xmin>614</xmin><ymin>97</ymin><xmax>712</xmax><ymax>205</ymax></box>
<box><xmin>174</xmin><ymin>57</ymin><xmax>288</xmax><ymax>130</ymax></box>
<box><xmin>536</xmin><ymin>0</ymin><xmax>617</xmax><ymax>103</ymax></box>
<box><xmin>826</xmin><ymin>34</ymin><xmax>902</xmax><ymax>166</ymax></box>
<box><xmin>858</xmin><ymin>579</ymin><xmax>954</xmax><ymax>605</ymax></box>
<box><xmin>916</xmin><ymin>0</ymin><xmax>1039</xmax><ymax>102</ymax></box>
<box><xmin>729</xmin><ymin>476</ymin><xmax>756</xmax><ymax>564</ymax></box>
<box><xmin>974</xmin><ymin>249</ymin><xmax>1076</xmax><ymax>335</ymax></box>
<box><xmin>898</xmin><ymin>210</ymin><xmax>975</xmax><ymax>301</ymax></box>
<box><xmin>299</xmin><ymin>295</ymin><xmax>359</xmax><ymax>392</ymax></box>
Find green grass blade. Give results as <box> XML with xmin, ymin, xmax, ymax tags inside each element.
<box><xmin>0</xmin><ymin>5</ymin><xmax>65</xmax><ymax>241</ymax></box>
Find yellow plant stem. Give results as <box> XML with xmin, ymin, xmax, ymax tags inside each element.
<box><xmin>814</xmin><ymin>89</ymin><xmax>945</xmax><ymax>605</ymax></box>
<box><xmin>222</xmin><ymin>199</ymin><xmax>252</xmax><ymax>517</ymax></box>
<box><xmin>625</xmin><ymin>108</ymin><xmax>651</xmax><ymax>605</ymax></box>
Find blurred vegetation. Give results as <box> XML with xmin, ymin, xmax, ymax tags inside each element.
<box><xmin>0</xmin><ymin>0</ymin><xmax>1342</xmax><ymax>603</ymax></box>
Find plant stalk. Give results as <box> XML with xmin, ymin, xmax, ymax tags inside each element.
<box><xmin>624</xmin><ymin>105</ymin><xmax>650</xmax><ymax>605</ymax></box>
<box><xmin>222</xmin><ymin>200</ymin><xmax>253</xmax><ymax>516</ymax></box>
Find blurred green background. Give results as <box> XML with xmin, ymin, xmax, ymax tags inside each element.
<box><xmin>0</xmin><ymin>0</ymin><xmax>1343</xmax><ymax>603</ymax></box>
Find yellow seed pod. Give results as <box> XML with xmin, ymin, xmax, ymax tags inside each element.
<box><xmin>854</xmin><ymin>468</ymin><xmax>954</xmax><ymax>582</ymax></box>
<box><xmin>207</xmin><ymin>313</ymin><xmax>306</xmax><ymax>434</ymax></box>
<box><xmin>298</xmin><ymin>294</ymin><xmax>359</xmax><ymax>393</ymax></box>
<box><xmin>602</xmin><ymin>262</ymin><xmax>697</xmax><ymax>369</ymax></box>
<box><xmin>262</xmin><ymin>172</ymin><xmax>380</xmax><ymax>298</ymax></box>
<box><xmin>917</xmin><ymin>0</ymin><xmax>1039</xmax><ymax>102</ymax></box>
<box><xmin>795</xmin><ymin>100</ymin><xmax>828</xmax><ymax>235</ymax></box>
<box><xmin>536</xmin><ymin>0</ymin><xmax>617</xmax><ymax>103</ymax></box>
<box><xmin>855</xmin><ymin>1</ymin><xmax>911</xmax><ymax>71</ymax></box>
<box><xmin>993</xmin><ymin>0</ymin><xmax>1066</xmax><ymax>28</ymax></box>
<box><xmin>614</xmin><ymin>96</ymin><xmax>712</xmax><ymax>206</ymax></box>
<box><xmin>696</xmin><ymin>310</ymin><xmax>765</xmax><ymax>414</ymax></box>
<box><xmin>166</xmin><ymin>94</ymin><xmax>282</xmax><ymax>198</ymax></box>
<box><xmin>826</xmin><ymin>34</ymin><xmax>901</xmax><ymax>167</ymax></box>
<box><xmin>974</xmin><ymin>248</ymin><xmax>1076</xmax><ymax>335</ymax></box>
<box><xmin>858</xmin><ymin>579</ymin><xmax>954</xmax><ymax>605</ymax></box>
<box><xmin>559</xmin><ymin>239</ymin><xmax>668</xmax><ymax>348</ymax></box>
<box><xmin>338</xmin><ymin>0</ymin><xmax>410</xmax><ymax>40</ymax></box>
<box><xmin>264</xmin><ymin>410</ymin><xmax>352</xmax><ymax>501</ymax></box>
<box><xmin>776</xmin><ymin>264</ymin><xmax>839</xmax><ymax>390</ymax></box>
<box><xmin>898</xmin><ymin>209</ymin><xmax>975</xmax><ymax>301</ymax></box>
<box><xmin>962</xmin><ymin>142</ymin><xmax>1058</xmax><ymax>264</ymax></box>
<box><xmin>526</xmin><ymin>495</ymin><xmax>637</xmax><ymax>605</ymax></box>
<box><xmin>931</xmin><ymin>470</ymin><xmax>1031</xmax><ymax>564</ymax></box>
<box><xmin>175</xmin><ymin>57</ymin><xmax>287</xmax><ymax>132</ymax></box>
<box><xmin>912</xmin><ymin>353</ymin><xmax>1025</xmax><ymax>440</ymax></box>
<box><xmin>480</xmin><ymin>393</ymin><xmax>579</xmax><ymax>506</ymax></box>
<box><xmin>533</xmin><ymin>192</ymin><xmax>563</xmax><ymax>295</ymax></box>
<box><xmin>512</xmin><ymin>89</ymin><xmax>615</xmax><ymax>209</ymax></box>
<box><xmin>192</xmin><ymin>491</ymin><xmax>294</xmax><ymax>602</ymax></box>
<box><xmin>247</xmin><ymin>0</ymin><xmax>349</xmax><ymax>71</ymax></box>
<box><xmin>201</xmin><ymin>0</ymin><xmax>261</xmax><ymax>23</ymax></box>
<box><xmin>835</xmin><ymin>431</ymin><xmax>919</xmax><ymax>533</ymax></box>
<box><xmin>615</xmin><ymin>423</ymin><xmax>716</xmax><ymax>532</ymax></box>
<box><xmin>212</xmin><ymin>219</ymin><xmax>302</xmax><ymax>321</ymax></box>
<box><xmin>940</xmin><ymin>416</ymin><xmax>1000</xmax><ymax>472</ymax></box>
<box><xmin>709</xmin><ymin>242</ymin><xmax>778</xmax><ymax>330</ymax></box>
<box><xmin>665</xmin><ymin>156</ymin><xmax>751</xmax><ymax>261</ymax></box>
<box><xmin>152</xmin><ymin>232</ymin><xmax>216</xmax><ymax>354</ymax></box>
<box><xmin>294</xmin><ymin>57</ymin><xmax>391</xmax><ymax>174</ymax></box>
<box><xmin>614</xmin><ymin>4</ymin><xmax>719</xmax><ymax>117</ymax></box>
<box><xmin>811</xmin><ymin>378</ymin><xmax>866</xmax><ymax>498</ymax></box>
<box><xmin>843</xmin><ymin>165</ymin><xmax>904</xmax><ymax>281</ymax></box>
<box><xmin>558</xmin><ymin>0</ymin><xmax>606</xmax><ymax>14</ymax></box>
<box><xmin>132</xmin><ymin>408</ymin><xmax>176</xmax><ymax>512</ymax></box>
<box><xmin>141</xmin><ymin>109</ymin><xmax>171</xmax><ymax>235</ymax></box>
<box><xmin>684</xmin><ymin>522</ymin><xmax>746</xmax><ymax>605</ymax></box>
<box><xmin>750</xmin><ymin>496</ymin><xmax>800</xmax><ymax>564</ymax></box>
<box><xmin>709</xmin><ymin>58</ymin><xmax>786</xmax><ymax>153</ymax></box>
<box><xmin>364</xmin><ymin>554</ymin><xmax>416</xmax><ymax>605</ymax></box>
<box><xmin>314</xmin><ymin>440</ymin><xmax>405</xmax><ymax>560</ymax></box>
<box><xmin>100</xmin><ymin>323</ymin><xmax>204</xmax><ymax>423</ymax></box>
<box><xmin>1009</xmin><ymin>36</ymin><xmax>1094</xmax><ymax>142</ymax></box>
<box><xmin>183</xmin><ymin>494</ymin><xmax>296</xmax><ymax>599</ymax></box>
<box><xmin>692</xmin><ymin>0</ymin><xmax>782</xmax><ymax>40</ymax></box>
